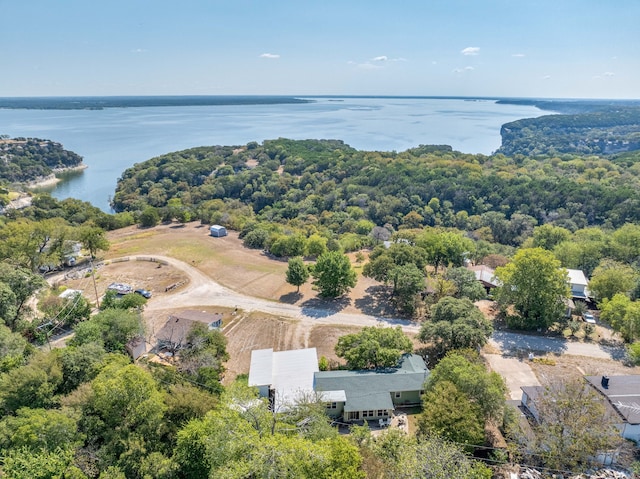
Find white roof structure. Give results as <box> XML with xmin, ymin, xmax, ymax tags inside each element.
<box><xmin>248</xmin><ymin>348</ymin><xmax>319</xmax><ymax>406</ymax></box>
<box><xmin>566</xmin><ymin>268</ymin><xmax>588</xmax><ymax>286</ymax></box>
<box><xmin>59</xmin><ymin>289</ymin><xmax>82</xmax><ymax>299</ymax></box>
<box><xmin>468</xmin><ymin>265</ymin><xmax>500</xmax><ymax>287</ymax></box>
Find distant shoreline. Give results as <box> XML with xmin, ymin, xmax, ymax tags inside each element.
<box><xmin>26</xmin><ymin>164</ymin><xmax>87</xmax><ymax>189</ymax></box>
<box><xmin>0</xmin><ymin>95</ymin><xmax>638</xmax><ymax>111</ymax></box>
<box><xmin>0</xmin><ymin>96</ymin><xmax>313</xmax><ymax>110</ymax></box>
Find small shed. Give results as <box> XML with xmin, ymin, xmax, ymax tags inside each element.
<box><xmin>210</xmin><ymin>225</ymin><xmax>227</xmax><ymax>237</ymax></box>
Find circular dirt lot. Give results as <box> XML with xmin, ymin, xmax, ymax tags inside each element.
<box><xmin>55</xmin><ymin>259</ymin><xmax>189</xmax><ymax>303</ymax></box>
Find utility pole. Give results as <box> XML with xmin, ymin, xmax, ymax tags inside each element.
<box><xmin>90</xmin><ymin>258</ymin><xmax>100</xmax><ymax>308</ymax></box>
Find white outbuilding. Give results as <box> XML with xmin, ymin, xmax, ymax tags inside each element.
<box><xmin>209</xmin><ymin>225</ymin><xmax>227</xmax><ymax>237</ymax></box>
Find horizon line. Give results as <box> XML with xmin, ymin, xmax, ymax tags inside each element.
<box><xmin>1</xmin><ymin>94</ymin><xmax>639</xmax><ymax>102</ymax></box>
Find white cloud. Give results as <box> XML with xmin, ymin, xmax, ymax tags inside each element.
<box><xmin>542</xmin><ymin>75</ymin><xmax>551</xmax><ymax>80</ymax></box>
<box><xmin>452</xmin><ymin>66</ymin><xmax>474</xmax><ymax>74</ymax></box>
<box><xmin>349</xmin><ymin>56</ymin><xmax>406</xmax><ymax>70</ymax></box>
<box><xmin>461</xmin><ymin>47</ymin><xmax>480</xmax><ymax>56</ymax></box>
<box><xmin>260</xmin><ymin>53</ymin><xmax>280</xmax><ymax>59</ymax></box>
<box><xmin>512</xmin><ymin>53</ymin><xmax>525</xmax><ymax>58</ymax></box>
<box><xmin>131</xmin><ymin>48</ymin><xmax>146</xmax><ymax>53</ymax></box>
<box><xmin>604</xmin><ymin>71</ymin><xmax>615</xmax><ymax>76</ymax></box>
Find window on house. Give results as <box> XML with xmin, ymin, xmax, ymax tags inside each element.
<box><xmin>326</xmin><ymin>402</ymin><xmax>337</xmax><ymax>409</ymax></box>
<box><xmin>394</xmin><ymin>392</ymin><xmax>401</xmax><ymax>398</ymax></box>
<box><xmin>377</xmin><ymin>410</ymin><xmax>385</xmax><ymax>416</ymax></box>
<box><xmin>348</xmin><ymin>411</ymin><xmax>359</xmax><ymax>420</ymax></box>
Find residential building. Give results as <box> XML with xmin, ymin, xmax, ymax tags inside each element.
<box><xmin>566</xmin><ymin>268</ymin><xmax>590</xmax><ymax>300</ymax></box>
<box><xmin>585</xmin><ymin>375</ymin><xmax>640</xmax><ymax>443</ymax></box>
<box><xmin>314</xmin><ymin>354</ymin><xmax>430</xmax><ymax>422</ymax></box>
<box><xmin>156</xmin><ymin>310</ymin><xmax>223</xmax><ymax>351</ymax></box>
<box><xmin>521</xmin><ymin>374</ymin><xmax>640</xmax><ymax>443</ymax></box>
<box><xmin>468</xmin><ymin>265</ymin><xmax>500</xmax><ymax>293</ymax></box>
<box><xmin>248</xmin><ymin>348</ymin><xmax>319</xmax><ymax>407</ymax></box>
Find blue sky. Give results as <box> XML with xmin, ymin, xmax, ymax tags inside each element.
<box><xmin>2</xmin><ymin>0</ymin><xmax>638</xmax><ymax>99</ymax></box>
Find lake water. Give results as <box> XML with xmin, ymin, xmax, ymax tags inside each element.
<box><xmin>0</xmin><ymin>97</ymin><xmax>544</xmax><ymax>211</ymax></box>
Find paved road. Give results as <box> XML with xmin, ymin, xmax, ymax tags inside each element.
<box><xmin>490</xmin><ymin>330</ymin><xmax>625</xmax><ymax>360</ymax></box>
<box><xmin>486</xmin><ymin>331</ymin><xmax>625</xmax><ymax>400</ymax></box>
<box><xmin>484</xmin><ymin>354</ymin><xmax>541</xmax><ymax>400</ymax></box>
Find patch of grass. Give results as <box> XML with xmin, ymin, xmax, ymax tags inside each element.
<box><xmin>532</xmin><ymin>357</ymin><xmax>556</xmax><ymax>366</ymax></box>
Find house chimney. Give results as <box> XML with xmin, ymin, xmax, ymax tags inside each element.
<box><xmin>601</xmin><ymin>376</ymin><xmax>610</xmax><ymax>389</ymax></box>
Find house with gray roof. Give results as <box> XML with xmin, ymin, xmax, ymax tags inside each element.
<box><xmin>585</xmin><ymin>375</ymin><xmax>640</xmax><ymax>443</ymax></box>
<box><xmin>314</xmin><ymin>353</ymin><xmax>429</xmax><ymax>423</ymax></box>
<box><xmin>522</xmin><ymin>375</ymin><xmax>640</xmax><ymax>444</ymax></box>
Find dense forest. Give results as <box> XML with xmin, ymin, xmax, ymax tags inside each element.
<box><xmin>497</xmin><ymin>106</ymin><xmax>640</xmax><ymax>156</ymax></box>
<box><xmin>0</xmin><ymin>136</ymin><xmax>83</xmax><ymax>183</ymax></box>
<box><xmin>112</xmin><ymin>138</ymin><xmax>640</xmax><ymax>240</ymax></box>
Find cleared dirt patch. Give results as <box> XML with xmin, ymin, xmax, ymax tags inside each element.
<box><xmin>528</xmin><ymin>354</ymin><xmax>640</xmax><ymax>386</ymax></box>
<box><xmin>106</xmin><ymin>222</ymin><xmax>394</xmax><ymax>318</ymax></box>
<box><xmin>307</xmin><ymin>324</ymin><xmax>361</xmax><ymax>364</ymax></box>
<box><xmin>222</xmin><ymin>312</ymin><xmax>303</xmax><ymax>382</ymax></box>
<box><xmin>56</xmin><ymin>259</ymin><xmax>188</xmax><ymax>304</ymax></box>
<box><xmin>108</xmin><ymin>223</ymin><xmax>290</xmax><ymax>301</ymax></box>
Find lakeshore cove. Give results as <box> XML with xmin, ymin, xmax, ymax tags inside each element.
<box><xmin>0</xmin><ymin>96</ymin><xmax>546</xmax><ymax>211</ymax></box>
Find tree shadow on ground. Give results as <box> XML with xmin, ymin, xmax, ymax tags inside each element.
<box><xmin>300</xmin><ymin>296</ymin><xmax>351</xmax><ymax>319</ymax></box>
<box><xmin>354</xmin><ymin>285</ymin><xmax>398</xmax><ymax>317</ymax></box>
<box><xmin>279</xmin><ymin>291</ymin><xmax>302</xmax><ymax>304</ymax></box>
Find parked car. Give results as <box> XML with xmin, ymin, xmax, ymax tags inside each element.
<box><xmin>582</xmin><ymin>312</ymin><xmax>596</xmax><ymax>324</ymax></box>
<box><xmin>134</xmin><ymin>288</ymin><xmax>152</xmax><ymax>299</ymax></box>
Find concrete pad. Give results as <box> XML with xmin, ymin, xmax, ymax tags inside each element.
<box><xmin>484</xmin><ymin>354</ymin><xmax>541</xmax><ymax>400</ymax></box>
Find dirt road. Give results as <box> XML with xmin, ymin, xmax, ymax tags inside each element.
<box><xmin>144</xmin><ymin>254</ymin><xmax>420</xmax><ymax>334</ymax></box>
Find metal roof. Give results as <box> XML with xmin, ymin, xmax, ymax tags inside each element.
<box><xmin>566</xmin><ymin>269</ymin><xmax>588</xmax><ymax>287</ymax></box>
<box><xmin>248</xmin><ymin>348</ymin><xmax>319</xmax><ymax>405</ymax></box>
<box><xmin>585</xmin><ymin>375</ymin><xmax>640</xmax><ymax>424</ymax></box>
<box><xmin>314</xmin><ymin>354</ymin><xmax>429</xmax><ymax>412</ymax></box>
<box><xmin>248</xmin><ymin>348</ymin><xmax>274</xmax><ymax>388</ymax></box>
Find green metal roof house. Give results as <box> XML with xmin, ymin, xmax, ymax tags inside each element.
<box><xmin>314</xmin><ymin>354</ymin><xmax>429</xmax><ymax>423</ymax></box>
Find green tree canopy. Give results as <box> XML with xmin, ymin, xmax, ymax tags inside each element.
<box><xmin>416</xmin><ymin>230</ymin><xmax>474</xmax><ymax>273</ymax></box>
<box><xmin>417</xmin><ymin>380</ymin><xmax>485</xmax><ymax>449</ymax></box>
<box><xmin>589</xmin><ymin>259</ymin><xmax>638</xmax><ymax>304</ymax></box>
<box><xmin>70</xmin><ymin>308</ymin><xmax>143</xmax><ymax>352</ymax></box>
<box><xmin>444</xmin><ymin>266</ymin><xmax>487</xmax><ymax>301</ymax></box>
<box><xmin>531</xmin><ymin>224</ymin><xmax>572</xmax><ymax>250</ymax></box>
<box><xmin>285</xmin><ymin>257</ymin><xmax>309</xmax><ymax>293</ymax></box>
<box><xmin>0</xmin><ymin>353</ymin><xmax>62</xmax><ymax>414</ymax></box>
<box><xmin>418</xmin><ymin>297</ymin><xmax>493</xmax><ymax>356</ymax></box>
<box><xmin>0</xmin><ymin>324</ymin><xmax>33</xmax><ymax>372</ymax></box>
<box><xmin>0</xmin><ymin>407</ymin><xmax>82</xmax><ymax>452</ymax></box>
<box><xmin>425</xmin><ymin>351</ymin><xmax>506</xmax><ymax>422</ymax></box>
<box><xmin>599</xmin><ymin>293</ymin><xmax>640</xmax><ymax>342</ymax></box>
<box><xmin>76</xmin><ymin>224</ymin><xmax>110</xmax><ymax>259</ymax></box>
<box><xmin>361</xmin><ymin>429</ymin><xmax>491</xmax><ymax>479</ymax></box>
<box><xmin>389</xmin><ymin>263</ymin><xmax>425</xmax><ymax>314</ymax></box>
<box><xmin>311</xmin><ymin>251</ymin><xmax>357</xmax><ymax>298</ymax></box>
<box><xmin>495</xmin><ymin>247</ymin><xmax>569</xmax><ymax>330</ymax></box>
<box><xmin>0</xmin><ymin>447</ymin><xmax>85</xmax><ymax>479</ymax></box>
<box><xmin>525</xmin><ymin>380</ymin><xmax>622</xmax><ymax>473</ymax></box>
<box><xmin>0</xmin><ymin>262</ymin><xmax>46</xmax><ymax>331</ymax></box>
<box><xmin>335</xmin><ymin>326</ymin><xmax>413</xmax><ymax>369</ymax></box>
